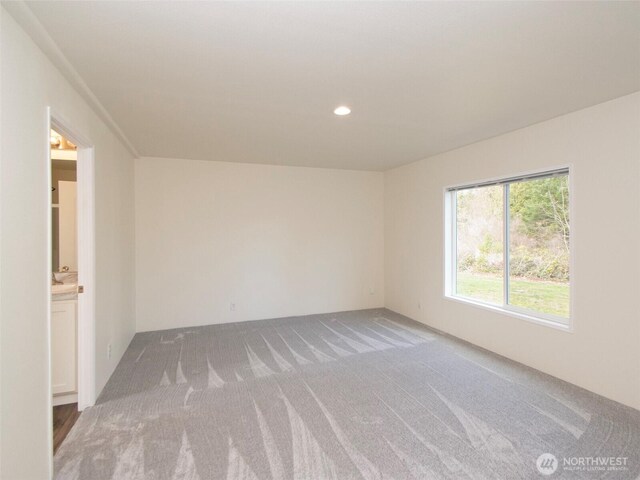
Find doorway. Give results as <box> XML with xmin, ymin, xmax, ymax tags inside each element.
<box><xmin>48</xmin><ymin>110</ymin><xmax>96</xmax><ymax>458</ymax></box>
<box><xmin>50</xmin><ymin>129</ymin><xmax>77</xmax><ymax>409</ymax></box>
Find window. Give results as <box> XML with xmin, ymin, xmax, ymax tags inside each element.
<box><xmin>445</xmin><ymin>168</ymin><xmax>570</xmax><ymax>327</ymax></box>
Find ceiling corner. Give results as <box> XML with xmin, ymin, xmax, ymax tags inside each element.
<box><xmin>2</xmin><ymin>0</ymin><xmax>139</xmax><ymax>157</ymax></box>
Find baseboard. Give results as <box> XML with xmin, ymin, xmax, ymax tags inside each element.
<box><xmin>53</xmin><ymin>392</ymin><xmax>78</xmax><ymax>407</ymax></box>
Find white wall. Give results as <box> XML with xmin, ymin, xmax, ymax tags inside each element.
<box><xmin>385</xmin><ymin>92</ymin><xmax>640</xmax><ymax>410</ymax></box>
<box><xmin>135</xmin><ymin>157</ymin><xmax>384</xmax><ymax>332</ymax></box>
<box><xmin>0</xmin><ymin>9</ymin><xmax>136</xmax><ymax>479</ymax></box>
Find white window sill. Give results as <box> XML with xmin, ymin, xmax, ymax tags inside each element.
<box><xmin>444</xmin><ymin>294</ymin><xmax>573</xmax><ymax>333</ymax></box>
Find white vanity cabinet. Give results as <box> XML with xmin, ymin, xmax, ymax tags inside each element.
<box><xmin>51</xmin><ymin>300</ymin><xmax>77</xmax><ymax>396</ymax></box>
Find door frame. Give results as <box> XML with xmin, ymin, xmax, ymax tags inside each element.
<box><xmin>47</xmin><ymin>108</ymin><xmax>96</xmax><ymax>420</ymax></box>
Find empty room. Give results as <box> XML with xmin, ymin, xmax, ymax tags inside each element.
<box><xmin>1</xmin><ymin>1</ymin><xmax>640</xmax><ymax>479</ymax></box>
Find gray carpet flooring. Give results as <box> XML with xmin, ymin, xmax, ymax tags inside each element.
<box><xmin>54</xmin><ymin>309</ymin><xmax>640</xmax><ymax>479</ymax></box>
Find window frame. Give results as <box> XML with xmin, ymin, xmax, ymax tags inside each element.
<box><xmin>443</xmin><ymin>166</ymin><xmax>573</xmax><ymax>332</ymax></box>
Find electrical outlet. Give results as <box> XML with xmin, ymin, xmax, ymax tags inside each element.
<box><xmin>369</xmin><ymin>287</ymin><xmax>375</xmax><ymax>295</ymax></box>
<box><xmin>107</xmin><ymin>343</ymin><xmax>112</xmax><ymax>360</ymax></box>
<box><xmin>230</xmin><ymin>302</ymin><xmax>236</xmax><ymax>312</ymax></box>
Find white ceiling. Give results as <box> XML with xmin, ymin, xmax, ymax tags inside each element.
<box><xmin>26</xmin><ymin>1</ymin><xmax>640</xmax><ymax>171</ymax></box>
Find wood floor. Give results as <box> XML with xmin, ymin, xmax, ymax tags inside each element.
<box><xmin>53</xmin><ymin>403</ymin><xmax>80</xmax><ymax>454</ymax></box>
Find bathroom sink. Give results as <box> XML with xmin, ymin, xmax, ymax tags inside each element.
<box><xmin>53</xmin><ymin>271</ymin><xmax>78</xmax><ymax>284</ymax></box>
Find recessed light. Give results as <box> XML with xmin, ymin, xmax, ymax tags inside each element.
<box><xmin>334</xmin><ymin>106</ymin><xmax>351</xmax><ymax>116</ymax></box>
